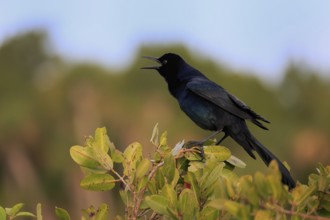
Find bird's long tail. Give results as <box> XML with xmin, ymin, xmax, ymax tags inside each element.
<box><xmin>227</xmin><ymin>126</ymin><xmax>296</xmax><ymax>189</ymax></box>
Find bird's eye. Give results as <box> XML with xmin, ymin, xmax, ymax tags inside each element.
<box><xmin>162</xmin><ymin>60</ymin><xmax>168</xmax><ymax>65</ymax></box>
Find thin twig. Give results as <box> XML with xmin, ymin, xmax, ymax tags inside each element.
<box><xmin>264</xmin><ymin>203</ymin><xmax>330</xmax><ymax>220</ymax></box>
<box><xmin>174</xmin><ymin>147</ymin><xmax>200</xmax><ymax>159</ymax></box>
<box><xmin>110</xmin><ymin>168</ymin><xmax>131</xmax><ymax>191</ymax></box>
<box><xmin>132</xmin><ymin>161</ymin><xmax>165</xmax><ymax>219</ymax></box>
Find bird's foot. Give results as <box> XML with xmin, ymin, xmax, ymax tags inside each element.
<box><xmin>185</xmin><ymin>141</ymin><xmax>205</xmax><ymax>159</ymax></box>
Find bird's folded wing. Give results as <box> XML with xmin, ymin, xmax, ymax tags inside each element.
<box><xmin>187</xmin><ymin>78</ymin><xmax>269</xmax><ymax>129</ymax></box>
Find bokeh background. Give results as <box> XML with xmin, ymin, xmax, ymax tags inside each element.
<box><xmin>1</xmin><ymin>1</ymin><xmax>330</xmax><ymax>219</ymax></box>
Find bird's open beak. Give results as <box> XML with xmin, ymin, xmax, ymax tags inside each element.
<box><xmin>141</xmin><ymin>56</ymin><xmax>162</xmax><ymax>70</ymax></box>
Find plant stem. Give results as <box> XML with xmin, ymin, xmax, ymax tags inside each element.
<box><xmin>111</xmin><ymin>168</ymin><xmax>131</xmax><ymax>191</ymax></box>
<box><xmin>132</xmin><ymin>161</ymin><xmax>165</xmax><ymax>219</ymax></box>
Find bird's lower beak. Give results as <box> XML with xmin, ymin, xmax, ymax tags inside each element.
<box><xmin>141</xmin><ymin>56</ymin><xmax>162</xmax><ymax>70</ymax></box>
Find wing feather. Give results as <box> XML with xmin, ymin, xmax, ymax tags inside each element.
<box><xmin>187</xmin><ymin>78</ymin><xmax>269</xmax><ymax>129</ymax></box>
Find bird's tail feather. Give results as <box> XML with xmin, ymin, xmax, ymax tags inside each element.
<box><xmin>228</xmin><ymin>129</ymin><xmax>296</xmax><ymax>189</ymax></box>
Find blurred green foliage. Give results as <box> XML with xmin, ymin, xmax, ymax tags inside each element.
<box><xmin>0</xmin><ymin>30</ymin><xmax>330</xmax><ymax>219</ymax></box>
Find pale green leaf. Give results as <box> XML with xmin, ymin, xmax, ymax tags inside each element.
<box><xmin>94</xmin><ymin>127</ymin><xmax>110</xmax><ymax>153</ymax></box>
<box><xmin>255</xmin><ymin>210</ymin><xmax>273</xmax><ymax>220</ymax></box>
<box><xmin>55</xmin><ymin>207</ymin><xmax>71</xmax><ymax>220</ymax></box>
<box><xmin>111</xmin><ymin>149</ymin><xmax>124</xmax><ymax>163</ymax></box>
<box><xmin>226</xmin><ymin>155</ymin><xmax>246</xmax><ymax>168</ymax></box>
<box><xmin>136</xmin><ymin>159</ymin><xmax>151</xmax><ymax>179</ymax></box>
<box><xmin>7</xmin><ymin>203</ymin><xmax>24</xmax><ymax>216</ymax></box>
<box><xmin>145</xmin><ymin>195</ymin><xmax>170</xmax><ymax>215</ymax></box>
<box><xmin>80</xmin><ymin>173</ymin><xmax>116</xmax><ymax>191</ymax></box>
<box><xmin>201</xmin><ymin>163</ymin><xmax>224</xmax><ymax>191</ymax></box>
<box><xmin>15</xmin><ymin>212</ymin><xmax>36</xmax><ymax>217</ymax></box>
<box><xmin>161</xmin><ymin>184</ymin><xmax>177</xmax><ymax>207</ymax></box>
<box><xmin>159</xmin><ymin>131</ymin><xmax>167</xmax><ymax>146</ymax></box>
<box><xmin>137</xmin><ymin>176</ymin><xmax>148</xmax><ymax>191</ymax></box>
<box><xmin>184</xmin><ymin>151</ymin><xmax>202</xmax><ymax>161</ymax></box>
<box><xmin>188</xmin><ymin>161</ymin><xmax>204</xmax><ymax>172</ymax></box>
<box><xmin>96</xmin><ymin>203</ymin><xmax>109</xmax><ymax>220</ymax></box>
<box><xmin>123</xmin><ymin>142</ymin><xmax>143</xmax><ymax>176</ymax></box>
<box><xmin>70</xmin><ymin>145</ymin><xmax>103</xmax><ymax>170</ymax></box>
<box><xmin>184</xmin><ymin>172</ymin><xmax>200</xmax><ymax>205</ymax></box>
<box><xmin>178</xmin><ymin>189</ymin><xmax>198</xmax><ymax>218</ymax></box>
<box><xmin>0</xmin><ymin>207</ymin><xmax>6</xmax><ymax>219</ymax></box>
<box><xmin>94</xmin><ymin>149</ymin><xmax>113</xmax><ymax>170</ymax></box>
<box><xmin>36</xmin><ymin>203</ymin><xmax>42</xmax><ymax>220</ymax></box>
<box><xmin>204</xmin><ymin>146</ymin><xmax>231</xmax><ymax>161</ymax></box>
<box><xmin>150</xmin><ymin>123</ymin><xmax>159</xmax><ymax>146</ymax></box>
<box><xmin>207</xmin><ymin>199</ymin><xmax>224</xmax><ymax>210</ymax></box>
<box><xmin>199</xmin><ymin>206</ymin><xmax>219</xmax><ymax>220</ymax></box>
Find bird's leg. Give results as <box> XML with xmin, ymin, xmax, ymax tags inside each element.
<box><xmin>186</xmin><ymin>130</ymin><xmax>222</xmax><ymax>157</ymax></box>
<box><xmin>215</xmin><ymin>133</ymin><xmax>229</xmax><ymax>145</ymax></box>
<box><xmin>186</xmin><ymin>130</ymin><xmax>221</xmax><ymax>148</ymax></box>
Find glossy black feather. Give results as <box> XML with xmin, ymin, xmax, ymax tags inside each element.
<box><xmin>142</xmin><ymin>53</ymin><xmax>296</xmax><ymax>189</ymax></box>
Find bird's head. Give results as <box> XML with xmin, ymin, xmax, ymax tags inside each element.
<box><xmin>141</xmin><ymin>53</ymin><xmax>185</xmax><ymax>79</ymax></box>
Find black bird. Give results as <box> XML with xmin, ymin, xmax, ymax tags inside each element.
<box><xmin>142</xmin><ymin>53</ymin><xmax>296</xmax><ymax>189</ymax></box>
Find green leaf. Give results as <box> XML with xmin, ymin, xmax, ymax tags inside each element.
<box><xmin>155</xmin><ymin>168</ymin><xmax>165</xmax><ymax>189</ymax></box>
<box><xmin>36</xmin><ymin>203</ymin><xmax>42</xmax><ymax>220</ymax></box>
<box><xmin>80</xmin><ymin>173</ymin><xmax>116</xmax><ymax>191</ymax></box>
<box><xmin>171</xmin><ymin>169</ymin><xmax>180</xmax><ymax>187</ymax></box>
<box><xmin>184</xmin><ymin>151</ymin><xmax>202</xmax><ymax>161</ymax></box>
<box><xmin>239</xmin><ymin>176</ymin><xmax>258</xmax><ymax>206</ymax></box>
<box><xmin>7</xmin><ymin>203</ymin><xmax>24</xmax><ymax>216</ymax></box>
<box><xmin>204</xmin><ymin>146</ymin><xmax>231</xmax><ymax>161</ymax></box>
<box><xmin>292</xmin><ymin>184</ymin><xmax>317</xmax><ymax>207</ymax></box>
<box><xmin>178</xmin><ymin>189</ymin><xmax>199</xmax><ymax>218</ymax></box>
<box><xmin>162</xmin><ymin>154</ymin><xmax>176</xmax><ymax>183</ymax></box>
<box><xmin>137</xmin><ymin>176</ymin><xmax>148</xmax><ymax>191</ymax></box>
<box><xmin>199</xmin><ymin>206</ymin><xmax>219</xmax><ymax>220</ymax></box>
<box><xmin>0</xmin><ymin>207</ymin><xmax>6</xmax><ymax>219</ymax></box>
<box><xmin>94</xmin><ymin>149</ymin><xmax>113</xmax><ymax>170</ymax></box>
<box><xmin>254</xmin><ymin>172</ymin><xmax>270</xmax><ymax>199</ymax></box>
<box><xmin>111</xmin><ymin>149</ymin><xmax>124</xmax><ymax>163</ymax></box>
<box><xmin>119</xmin><ymin>190</ymin><xmax>133</xmax><ymax>207</ymax></box>
<box><xmin>201</xmin><ymin>163</ymin><xmax>224</xmax><ymax>191</ymax></box>
<box><xmin>94</xmin><ymin>127</ymin><xmax>110</xmax><ymax>153</ymax></box>
<box><xmin>188</xmin><ymin>161</ymin><xmax>204</xmax><ymax>172</ymax></box>
<box><xmin>136</xmin><ymin>159</ymin><xmax>151</xmax><ymax>179</ymax></box>
<box><xmin>207</xmin><ymin>199</ymin><xmax>225</xmax><ymax>210</ymax></box>
<box><xmin>70</xmin><ymin>145</ymin><xmax>103</xmax><ymax>170</ymax></box>
<box><xmin>223</xmin><ymin>200</ymin><xmax>243</xmax><ymax>217</ymax></box>
<box><xmin>16</xmin><ymin>212</ymin><xmax>36</xmax><ymax>217</ymax></box>
<box><xmin>266</xmin><ymin>174</ymin><xmax>283</xmax><ymax>201</ymax></box>
<box><xmin>123</xmin><ymin>142</ymin><xmax>143</xmax><ymax>176</ymax></box>
<box><xmin>255</xmin><ymin>210</ymin><xmax>273</xmax><ymax>220</ymax></box>
<box><xmin>226</xmin><ymin>155</ymin><xmax>246</xmax><ymax>168</ymax></box>
<box><xmin>161</xmin><ymin>184</ymin><xmax>178</xmax><ymax>208</ymax></box>
<box><xmin>150</xmin><ymin>123</ymin><xmax>159</xmax><ymax>146</ymax></box>
<box><xmin>147</xmin><ymin>180</ymin><xmax>157</xmax><ymax>195</ymax></box>
<box><xmin>185</xmin><ymin>172</ymin><xmax>200</xmax><ymax>205</ymax></box>
<box><xmin>96</xmin><ymin>203</ymin><xmax>109</xmax><ymax>220</ymax></box>
<box><xmin>145</xmin><ymin>195</ymin><xmax>170</xmax><ymax>216</ymax></box>
<box><xmin>159</xmin><ymin>131</ymin><xmax>167</xmax><ymax>146</ymax></box>
<box><xmin>55</xmin><ymin>207</ymin><xmax>71</xmax><ymax>220</ymax></box>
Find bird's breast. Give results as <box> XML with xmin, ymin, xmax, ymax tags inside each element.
<box><xmin>177</xmin><ymin>89</ymin><xmax>218</xmax><ymax>130</ymax></box>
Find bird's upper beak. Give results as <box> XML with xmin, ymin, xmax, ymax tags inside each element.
<box><xmin>141</xmin><ymin>56</ymin><xmax>162</xmax><ymax>70</ymax></box>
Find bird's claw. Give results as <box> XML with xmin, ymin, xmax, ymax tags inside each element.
<box><xmin>185</xmin><ymin>141</ymin><xmax>205</xmax><ymax>159</ymax></box>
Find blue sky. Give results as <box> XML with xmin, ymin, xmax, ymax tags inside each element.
<box><xmin>1</xmin><ymin>0</ymin><xmax>330</xmax><ymax>81</ymax></box>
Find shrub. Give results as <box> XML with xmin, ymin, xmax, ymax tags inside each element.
<box><xmin>1</xmin><ymin>126</ymin><xmax>329</xmax><ymax>219</ymax></box>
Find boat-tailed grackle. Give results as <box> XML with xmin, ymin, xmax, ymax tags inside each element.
<box><xmin>142</xmin><ymin>53</ymin><xmax>295</xmax><ymax>189</ymax></box>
